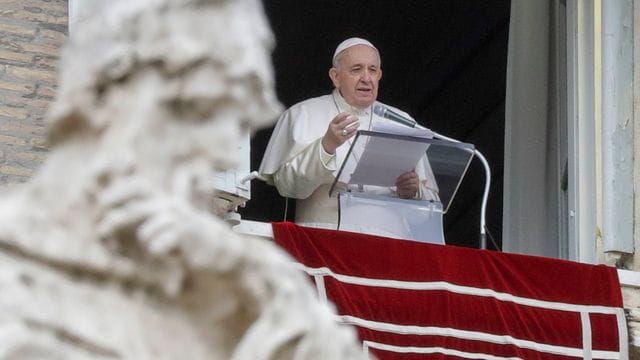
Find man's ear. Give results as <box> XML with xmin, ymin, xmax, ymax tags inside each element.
<box><xmin>328</xmin><ymin>68</ymin><xmax>340</xmax><ymax>88</ymax></box>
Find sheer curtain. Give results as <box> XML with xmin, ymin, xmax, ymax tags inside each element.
<box><xmin>503</xmin><ymin>0</ymin><xmax>567</xmax><ymax>257</ymax></box>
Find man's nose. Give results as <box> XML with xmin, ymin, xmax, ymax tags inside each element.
<box><xmin>360</xmin><ymin>70</ymin><xmax>372</xmax><ymax>82</ymax></box>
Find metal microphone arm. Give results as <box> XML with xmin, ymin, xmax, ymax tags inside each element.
<box><xmin>415</xmin><ymin>125</ymin><xmax>492</xmax><ymax>250</ymax></box>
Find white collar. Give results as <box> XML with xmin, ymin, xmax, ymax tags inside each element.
<box><xmin>332</xmin><ymin>89</ymin><xmax>371</xmax><ymax>116</ymax></box>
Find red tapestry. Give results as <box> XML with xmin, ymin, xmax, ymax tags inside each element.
<box><xmin>272</xmin><ymin>222</ymin><xmax>627</xmax><ymax>359</ymax></box>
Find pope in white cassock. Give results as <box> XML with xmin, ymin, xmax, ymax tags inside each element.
<box><xmin>259</xmin><ymin>37</ymin><xmax>438</xmax><ymax>237</ymax></box>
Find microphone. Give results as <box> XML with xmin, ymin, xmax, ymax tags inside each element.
<box><xmin>373</xmin><ymin>104</ymin><xmax>417</xmax><ymax>128</ymax></box>
<box><xmin>375</xmin><ymin>103</ymin><xmax>493</xmax><ymax>250</ymax></box>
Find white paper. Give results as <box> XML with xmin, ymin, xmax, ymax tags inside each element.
<box><xmin>348</xmin><ymin>132</ymin><xmax>430</xmax><ymax>187</ymax></box>
<box><xmin>371</xmin><ymin>122</ymin><xmax>434</xmax><ymax>139</ymax></box>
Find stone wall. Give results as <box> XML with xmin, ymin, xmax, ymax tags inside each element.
<box><xmin>0</xmin><ymin>0</ymin><xmax>67</xmax><ymax>184</ymax></box>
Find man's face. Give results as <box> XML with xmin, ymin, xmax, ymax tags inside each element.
<box><xmin>329</xmin><ymin>45</ymin><xmax>382</xmax><ymax>109</ymax></box>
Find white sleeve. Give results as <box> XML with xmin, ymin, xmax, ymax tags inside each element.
<box><xmin>415</xmin><ymin>156</ymin><xmax>440</xmax><ymax>201</ymax></box>
<box><xmin>272</xmin><ymin>138</ymin><xmax>337</xmax><ymax>199</ymax></box>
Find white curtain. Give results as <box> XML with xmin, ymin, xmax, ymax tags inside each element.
<box><xmin>503</xmin><ymin>0</ymin><xmax>567</xmax><ymax>257</ymax></box>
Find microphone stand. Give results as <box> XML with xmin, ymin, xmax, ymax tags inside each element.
<box><xmin>415</xmin><ymin>125</ymin><xmax>492</xmax><ymax>250</ymax></box>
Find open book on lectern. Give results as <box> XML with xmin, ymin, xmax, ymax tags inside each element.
<box><xmin>329</xmin><ymin>127</ymin><xmax>475</xmax><ymax>244</ymax></box>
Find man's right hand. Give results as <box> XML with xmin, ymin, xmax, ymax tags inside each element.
<box><xmin>321</xmin><ymin>112</ymin><xmax>360</xmax><ymax>155</ymax></box>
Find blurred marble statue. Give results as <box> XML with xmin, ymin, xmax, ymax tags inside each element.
<box><xmin>0</xmin><ymin>0</ymin><xmax>364</xmax><ymax>358</ymax></box>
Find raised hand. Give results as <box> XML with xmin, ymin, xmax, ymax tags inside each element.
<box><xmin>321</xmin><ymin>112</ymin><xmax>359</xmax><ymax>154</ymax></box>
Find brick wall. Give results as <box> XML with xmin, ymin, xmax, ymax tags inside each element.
<box><xmin>0</xmin><ymin>0</ymin><xmax>67</xmax><ymax>184</ymax></box>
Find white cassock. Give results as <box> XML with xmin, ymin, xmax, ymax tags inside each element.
<box><xmin>259</xmin><ymin>90</ymin><xmax>438</xmax><ymax>237</ymax></box>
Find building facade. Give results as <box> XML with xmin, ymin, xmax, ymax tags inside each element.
<box><xmin>0</xmin><ymin>0</ymin><xmax>65</xmax><ymax>183</ymax></box>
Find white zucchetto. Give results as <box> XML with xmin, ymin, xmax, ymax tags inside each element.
<box><xmin>332</xmin><ymin>37</ymin><xmax>378</xmax><ymax>64</ymax></box>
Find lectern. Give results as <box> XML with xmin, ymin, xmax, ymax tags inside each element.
<box><xmin>329</xmin><ymin>130</ymin><xmax>474</xmax><ymax>244</ymax></box>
